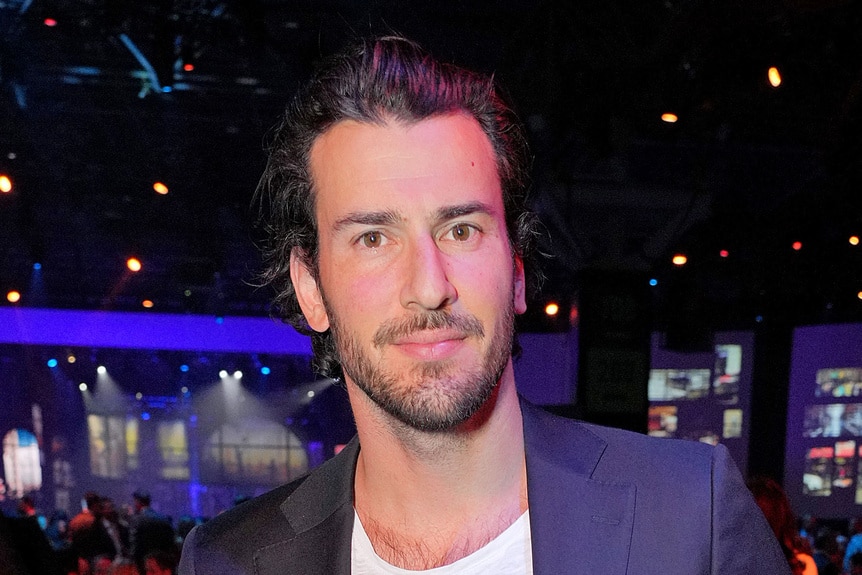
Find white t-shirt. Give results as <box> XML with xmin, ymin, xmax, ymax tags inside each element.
<box><xmin>351</xmin><ymin>509</ymin><xmax>533</xmax><ymax>575</ymax></box>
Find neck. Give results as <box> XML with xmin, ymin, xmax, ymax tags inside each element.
<box><xmin>349</xmin><ymin>362</ymin><xmax>527</xmax><ymax>569</ymax></box>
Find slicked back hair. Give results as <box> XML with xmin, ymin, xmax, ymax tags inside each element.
<box><xmin>255</xmin><ymin>36</ymin><xmax>539</xmax><ymax>378</ymax></box>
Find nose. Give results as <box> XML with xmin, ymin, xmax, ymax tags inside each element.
<box><xmin>399</xmin><ymin>235</ymin><xmax>457</xmax><ymax>311</ymax></box>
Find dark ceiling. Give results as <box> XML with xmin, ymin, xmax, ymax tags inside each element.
<box><xmin>1</xmin><ymin>0</ymin><xmax>860</xmax><ymax>333</ymax></box>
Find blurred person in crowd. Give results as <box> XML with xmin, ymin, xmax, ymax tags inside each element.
<box><xmin>16</xmin><ymin>494</ymin><xmax>47</xmax><ymax>530</ymax></box>
<box><xmin>812</xmin><ymin>528</ymin><xmax>842</xmax><ymax>575</ymax></box>
<box><xmin>748</xmin><ymin>476</ymin><xmax>817</xmax><ymax>575</ymax></box>
<box><xmin>844</xmin><ymin>518</ymin><xmax>862</xmax><ymax>572</ymax></box>
<box><xmin>146</xmin><ymin>549</ymin><xmax>179</xmax><ymax>575</ymax></box>
<box><xmin>69</xmin><ymin>492</ymin><xmax>119</xmax><ymax>570</ymax></box>
<box><xmin>98</xmin><ymin>496</ymin><xmax>129</xmax><ymax>562</ymax></box>
<box><xmin>1</xmin><ymin>503</ymin><xmax>62</xmax><ymax>574</ymax></box>
<box><xmin>130</xmin><ymin>490</ymin><xmax>176</xmax><ymax>574</ymax></box>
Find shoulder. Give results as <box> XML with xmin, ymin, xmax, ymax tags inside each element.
<box><xmin>190</xmin><ymin>475</ymin><xmax>310</xmax><ymax>552</ymax></box>
<box><xmin>521</xmin><ymin>398</ymin><xmax>718</xmax><ymax>476</ymax></box>
<box><xmin>181</xmin><ymin>439</ymin><xmax>359</xmax><ymax>574</ymax></box>
<box><xmin>180</xmin><ymin>477</ymin><xmax>310</xmax><ymax>574</ymax></box>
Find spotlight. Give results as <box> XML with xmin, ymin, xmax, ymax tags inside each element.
<box><xmin>47</xmin><ymin>359</ymin><xmax>58</xmax><ymax>368</ymax></box>
<box><xmin>6</xmin><ymin>290</ymin><xmax>21</xmax><ymax>303</ymax></box>
<box><xmin>33</xmin><ymin>263</ymin><xmax>42</xmax><ymax>270</ymax></box>
<box><xmin>661</xmin><ymin>113</ymin><xmax>678</xmax><ymax>124</ymax></box>
<box><xmin>180</xmin><ymin>364</ymin><xmax>189</xmax><ymax>372</ymax></box>
<box><xmin>649</xmin><ymin>278</ymin><xmax>658</xmax><ymax>287</ymax></box>
<box><xmin>135</xmin><ymin>392</ymin><xmax>143</xmax><ymax>400</ymax></box>
<box><xmin>44</xmin><ymin>18</ymin><xmax>57</xmax><ymax>27</ymax></box>
<box><xmin>767</xmin><ymin>67</ymin><xmax>782</xmax><ymax>88</ymax></box>
<box><xmin>307</xmin><ymin>391</ymin><xmax>315</xmax><ymax>398</ymax></box>
<box><xmin>67</xmin><ymin>354</ymin><xmax>76</xmax><ymax>364</ymax></box>
<box><xmin>544</xmin><ymin>303</ymin><xmax>560</xmax><ymax>316</ymax></box>
<box><xmin>233</xmin><ymin>370</ymin><xmax>243</xmax><ymax>379</ymax></box>
<box><xmin>719</xmin><ymin>250</ymin><xmax>729</xmax><ymax>258</ymax></box>
<box><xmin>142</xmin><ymin>299</ymin><xmax>154</xmax><ymax>308</ymax></box>
<box><xmin>180</xmin><ymin>386</ymin><xmax>189</xmax><ymax>394</ymax></box>
<box><xmin>142</xmin><ymin>412</ymin><xmax>151</xmax><ymax>421</ymax></box>
<box><xmin>153</xmin><ymin>182</ymin><xmax>169</xmax><ymax>195</ymax></box>
<box><xmin>127</xmin><ymin>258</ymin><xmax>142</xmax><ymax>272</ymax></box>
<box><xmin>260</xmin><ymin>366</ymin><xmax>271</xmax><ymax>375</ymax></box>
<box><xmin>672</xmin><ymin>254</ymin><xmax>688</xmax><ymax>266</ymax></box>
<box><xmin>219</xmin><ymin>370</ymin><xmax>228</xmax><ymax>379</ymax></box>
<box><xmin>97</xmin><ymin>366</ymin><xmax>106</xmax><ymax>374</ymax></box>
<box><xmin>0</xmin><ymin>175</ymin><xmax>12</xmax><ymax>193</ymax></box>
<box><xmin>78</xmin><ymin>383</ymin><xmax>88</xmax><ymax>391</ymax></box>
<box><xmin>850</xmin><ymin>236</ymin><xmax>860</xmax><ymax>246</ymax></box>
<box><xmin>792</xmin><ymin>241</ymin><xmax>803</xmax><ymax>251</ymax></box>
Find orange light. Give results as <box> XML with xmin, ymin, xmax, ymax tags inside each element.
<box><xmin>153</xmin><ymin>182</ymin><xmax>169</xmax><ymax>195</ymax></box>
<box><xmin>719</xmin><ymin>249</ymin><xmax>729</xmax><ymax>258</ymax></box>
<box><xmin>183</xmin><ymin>63</ymin><xmax>195</xmax><ymax>72</ymax></box>
<box><xmin>6</xmin><ymin>290</ymin><xmax>21</xmax><ymax>303</ymax></box>
<box><xmin>661</xmin><ymin>113</ymin><xmax>678</xmax><ymax>124</ymax></box>
<box><xmin>850</xmin><ymin>236</ymin><xmax>860</xmax><ymax>246</ymax></box>
<box><xmin>858</xmin><ymin>291</ymin><xmax>862</xmax><ymax>301</ymax></box>
<box><xmin>127</xmin><ymin>257</ymin><xmax>142</xmax><ymax>272</ymax></box>
<box><xmin>0</xmin><ymin>175</ymin><xmax>11</xmax><ymax>193</ymax></box>
<box><xmin>544</xmin><ymin>302</ymin><xmax>560</xmax><ymax>316</ymax></box>
<box><xmin>44</xmin><ymin>18</ymin><xmax>57</xmax><ymax>27</ymax></box>
<box><xmin>768</xmin><ymin>67</ymin><xmax>782</xmax><ymax>88</ymax></box>
<box><xmin>672</xmin><ymin>254</ymin><xmax>688</xmax><ymax>266</ymax></box>
<box><xmin>792</xmin><ymin>241</ymin><xmax>803</xmax><ymax>251</ymax></box>
<box><xmin>142</xmin><ymin>299</ymin><xmax>154</xmax><ymax>308</ymax></box>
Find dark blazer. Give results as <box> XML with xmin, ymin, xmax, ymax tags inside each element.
<box><xmin>179</xmin><ymin>399</ymin><xmax>790</xmax><ymax>574</ymax></box>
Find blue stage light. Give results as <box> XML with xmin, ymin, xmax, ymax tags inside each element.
<box><xmin>47</xmin><ymin>358</ymin><xmax>58</xmax><ymax>368</ymax></box>
<box><xmin>142</xmin><ymin>412</ymin><xmax>151</xmax><ymax>421</ymax></box>
<box><xmin>33</xmin><ymin>263</ymin><xmax>42</xmax><ymax>270</ymax></box>
<box><xmin>261</xmin><ymin>366</ymin><xmax>271</xmax><ymax>375</ymax></box>
<box><xmin>180</xmin><ymin>364</ymin><xmax>189</xmax><ymax>372</ymax></box>
<box><xmin>649</xmin><ymin>278</ymin><xmax>658</xmax><ymax>286</ymax></box>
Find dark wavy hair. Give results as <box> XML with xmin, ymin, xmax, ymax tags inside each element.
<box><xmin>255</xmin><ymin>36</ymin><xmax>540</xmax><ymax>378</ymax></box>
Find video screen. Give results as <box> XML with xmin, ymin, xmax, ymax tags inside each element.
<box><xmin>785</xmin><ymin>323</ymin><xmax>862</xmax><ymax>517</ymax></box>
<box><xmin>650</xmin><ymin>332</ymin><xmax>753</xmax><ymax>472</ymax></box>
<box><xmin>816</xmin><ymin>368</ymin><xmax>862</xmax><ymax>398</ymax></box>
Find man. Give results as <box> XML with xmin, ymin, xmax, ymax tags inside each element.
<box><xmin>179</xmin><ymin>36</ymin><xmax>790</xmax><ymax>574</ymax></box>
<box><xmin>130</xmin><ymin>490</ymin><xmax>176</xmax><ymax>574</ymax></box>
<box><xmin>69</xmin><ymin>491</ymin><xmax>115</xmax><ymax>569</ymax></box>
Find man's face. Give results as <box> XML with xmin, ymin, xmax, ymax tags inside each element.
<box><xmin>292</xmin><ymin>113</ymin><xmax>526</xmax><ymax>431</ymax></box>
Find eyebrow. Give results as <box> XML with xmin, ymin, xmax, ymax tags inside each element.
<box><xmin>332</xmin><ymin>209</ymin><xmax>401</xmax><ymax>233</ymax></box>
<box><xmin>435</xmin><ymin>201</ymin><xmax>495</xmax><ymax>222</ymax></box>
<box><xmin>331</xmin><ymin>201</ymin><xmax>496</xmax><ymax>233</ymax></box>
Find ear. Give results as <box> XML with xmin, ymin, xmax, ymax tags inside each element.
<box><xmin>513</xmin><ymin>255</ymin><xmax>527</xmax><ymax>315</ymax></box>
<box><xmin>290</xmin><ymin>250</ymin><xmax>330</xmax><ymax>332</ymax></box>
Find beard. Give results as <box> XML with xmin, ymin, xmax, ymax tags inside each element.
<box><xmin>325</xmin><ymin>297</ymin><xmax>516</xmax><ymax>433</ymax></box>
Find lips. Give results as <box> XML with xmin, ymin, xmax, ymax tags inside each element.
<box><xmin>390</xmin><ymin>329</ymin><xmax>468</xmax><ymax>360</ymax></box>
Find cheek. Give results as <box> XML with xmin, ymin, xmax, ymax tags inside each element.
<box><xmin>330</xmin><ymin>268</ymin><xmax>396</xmax><ymax>323</ymax></box>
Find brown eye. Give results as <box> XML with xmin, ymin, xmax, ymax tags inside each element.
<box><xmin>361</xmin><ymin>231</ymin><xmax>382</xmax><ymax>248</ymax></box>
<box><xmin>451</xmin><ymin>224</ymin><xmax>472</xmax><ymax>241</ymax></box>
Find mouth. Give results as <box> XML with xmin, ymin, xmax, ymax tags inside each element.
<box><xmin>390</xmin><ymin>329</ymin><xmax>469</xmax><ymax>361</ymax></box>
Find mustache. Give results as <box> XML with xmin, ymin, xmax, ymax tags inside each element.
<box><xmin>372</xmin><ymin>310</ymin><xmax>484</xmax><ymax>348</ymax></box>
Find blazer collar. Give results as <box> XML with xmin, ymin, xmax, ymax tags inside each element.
<box><xmin>254</xmin><ymin>438</ymin><xmax>360</xmax><ymax>575</ymax></box>
<box><xmin>256</xmin><ymin>401</ymin><xmax>637</xmax><ymax>575</ymax></box>
<box><xmin>521</xmin><ymin>399</ymin><xmax>636</xmax><ymax>574</ymax></box>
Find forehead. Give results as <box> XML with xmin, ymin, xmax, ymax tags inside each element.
<box><xmin>308</xmin><ymin>113</ymin><xmax>502</xmax><ymax>221</ymax></box>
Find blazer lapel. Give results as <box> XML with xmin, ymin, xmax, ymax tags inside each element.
<box><xmin>522</xmin><ymin>399</ymin><xmax>636</xmax><ymax>575</ymax></box>
<box><xmin>254</xmin><ymin>438</ymin><xmax>359</xmax><ymax>575</ymax></box>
